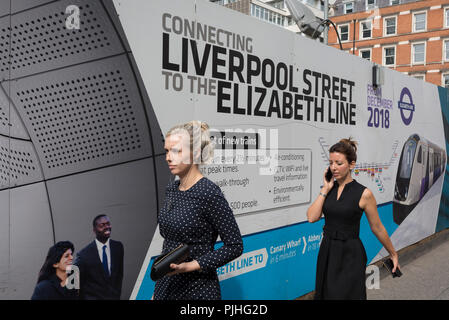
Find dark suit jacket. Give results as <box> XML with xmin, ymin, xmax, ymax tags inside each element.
<box><xmin>74</xmin><ymin>239</ymin><xmax>124</xmax><ymax>300</ymax></box>
<box><xmin>31</xmin><ymin>274</ymin><xmax>79</xmax><ymax>300</ymax></box>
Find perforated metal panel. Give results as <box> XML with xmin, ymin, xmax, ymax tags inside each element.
<box><xmin>0</xmin><ymin>189</ymin><xmax>9</xmax><ymax>297</ymax></box>
<box><xmin>0</xmin><ymin>1</ymin><xmax>10</xmax><ymax>17</ymax></box>
<box><xmin>0</xmin><ymin>136</ymin><xmax>43</xmax><ymax>189</ymax></box>
<box><xmin>8</xmin><ymin>0</ymin><xmax>124</xmax><ymax>79</ymax></box>
<box><xmin>0</xmin><ymin>15</ymin><xmax>10</xmax><ymax>81</ymax></box>
<box><xmin>127</xmin><ymin>53</ymin><xmax>165</xmax><ymax>155</ymax></box>
<box><xmin>0</xmin><ymin>94</ymin><xmax>9</xmax><ymax>132</ymax></box>
<box><xmin>10</xmin><ymin>0</ymin><xmax>55</xmax><ymax>14</ymax></box>
<box><xmin>0</xmin><ymin>85</ymin><xmax>30</xmax><ymax>139</ymax></box>
<box><xmin>8</xmin><ymin>54</ymin><xmax>152</xmax><ymax>178</ymax></box>
<box><xmin>6</xmin><ymin>183</ymin><xmax>54</xmax><ymax>299</ymax></box>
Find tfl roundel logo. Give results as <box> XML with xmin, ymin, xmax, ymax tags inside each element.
<box><xmin>398</xmin><ymin>87</ymin><xmax>415</xmax><ymax>126</ymax></box>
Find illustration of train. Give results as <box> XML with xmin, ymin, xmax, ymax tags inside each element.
<box><xmin>393</xmin><ymin>134</ymin><xmax>446</xmax><ymax>225</ymax></box>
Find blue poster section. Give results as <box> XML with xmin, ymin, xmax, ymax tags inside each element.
<box><xmin>436</xmin><ymin>86</ymin><xmax>449</xmax><ymax>232</ymax></box>
<box><xmin>137</xmin><ymin>203</ymin><xmax>396</xmax><ymax>300</ymax></box>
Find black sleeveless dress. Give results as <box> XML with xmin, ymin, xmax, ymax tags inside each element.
<box><xmin>314</xmin><ymin>179</ymin><xmax>368</xmax><ymax>300</ymax></box>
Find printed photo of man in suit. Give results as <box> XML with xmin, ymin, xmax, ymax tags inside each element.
<box><xmin>74</xmin><ymin>214</ymin><xmax>124</xmax><ymax>300</ymax></box>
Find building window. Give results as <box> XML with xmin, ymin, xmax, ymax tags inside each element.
<box><xmin>444</xmin><ymin>40</ymin><xmax>449</xmax><ymax>61</ymax></box>
<box><xmin>359</xmin><ymin>49</ymin><xmax>371</xmax><ymax>61</ymax></box>
<box><xmin>384</xmin><ymin>46</ymin><xmax>396</xmax><ymax>66</ymax></box>
<box><xmin>216</xmin><ymin>0</ymin><xmax>238</xmax><ymax>4</ymax></box>
<box><xmin>413</xmin><ymin>12</ymin><xmax>427</xmax><ymax>32</ymax></box>
<box><xmin>443</xmin><ymin>74</ymin><xmax>449</xmax><ymax>88</ymax></box>
<box><xmin>344</xmin><ymin>2</ymin><xmax>353</xmax><ymax>14</ymax></box>
<box><xmin>384</xmin><ymin>16</ymin><xmax>397</xmax><ymax>36</ymax></box>
<box><xmin>412</xmin><ymin>42</ymin><xmax>426</xmax><ymax>64</ymax></box>
<box><xmin>366</xmin><ymin>0</ymin><xmax>376</xmax><ymax>9</ymax></box>
<box><xmin>445</xmin><ymin>8</ymin><xmax>449</xmax><ymax>28</ymax></box>
<box><xmin>339</xmin><ymin>24</ymin><xmax>350</xmax><ymax>42</ymax></box>
<box><xmin>250</xmin><ymin>4</ymin><xmax>285</xmax><ymax>27</ymax></box>
<box><xmin>272</xmin><ymin>0</ymin><xmax>286</xmax><ymax>10</ymax></box>
<box><xmin>360</xmin><ymin>20</ymin><xmax>372</xmax><ymax>39</ymax></box>
<box><xmin>390</xmin><ymin>0</ymin><xmax>400</xmax><ymax>4</ymax></box>
<box><xmin>412</xmin><ymin>74</ymin><xmax>424</xmax><ymax>81</ymax></box>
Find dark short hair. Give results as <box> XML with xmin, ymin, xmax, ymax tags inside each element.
<box><xmin>329</xmin><ymin>137</ymin><xmax>358</xmax><ymax>163</ymax></box>
<box><xmin>92</xmin><ymin>214</ymin><xmax>108</xmax><ymax>228</ymax></box>
<box><xmin>37</xmin><ymin>241</ymin><xmax>74</xmax><ymax>284</ymax></box>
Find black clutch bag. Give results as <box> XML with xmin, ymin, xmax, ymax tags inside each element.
<box><xmin>383</xmin><ymin>258</ymin><xmax>402</xmax><ymax>278</ymax></box>
<box><xmin>150</xmin><ymin>243</ymin><xmax>190</xmax><ymax>281</ymax></box>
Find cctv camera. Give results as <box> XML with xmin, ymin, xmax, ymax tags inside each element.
<box><xmin>285</xmin><ymin>0</ymin><xmax>326</xmax><ymax>39</ymax></box>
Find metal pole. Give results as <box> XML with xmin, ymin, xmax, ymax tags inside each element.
<box><xmin>353</xmin><ymin>19</ymin><xmax>356</xmax><ymax>54</ymax></box>
<box><xmin>324</xmin><ymin>0</ymin><xmax>328</xmax><ymax>44</ymax></box>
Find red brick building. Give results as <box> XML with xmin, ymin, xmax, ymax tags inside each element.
<box><xmin>328</xmin><ymin>0</ymin><xmax>449</xmax><ymax>88</ymax></box>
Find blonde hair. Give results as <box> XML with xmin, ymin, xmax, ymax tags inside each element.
<box><xmin>166</xmin><ymin>120</ymin><xmax>214</xmax><ymax>164</ymax></box>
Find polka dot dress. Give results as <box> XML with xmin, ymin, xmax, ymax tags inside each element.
<box><xmin>153</xmin><ymin>177</ymin><xmax>243</xmax><ymax>300</ymax></box>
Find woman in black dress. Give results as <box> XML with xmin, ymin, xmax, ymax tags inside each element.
<box><xmin>31</xmin><ymin>241</ymin><xmax>79</xmax><ymax>300</ymax></box>
<box><xmin>307</xmin><ymin>138</ymin><xmax>400</xmax><ymax>300</ymax></box>
<box><xmin>153</xmin><ymin>120</ymin><xmax>243</xmax><ymax>300</ymax></box>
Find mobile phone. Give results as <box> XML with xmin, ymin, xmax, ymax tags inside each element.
<box><xmin>383</xmin><ymin>258</ymin><xmax>402</xmax><ymax>278</ymax></box>
<box><xmin>325</xmin><ymin>166</ymin><xmax>333</xmax><ymax>182</ymax></box>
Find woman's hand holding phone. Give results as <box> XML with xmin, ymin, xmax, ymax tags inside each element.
<box><xmin>323</xmin><ymin>166</ymin><xmax>334</xmax><ymax>192</ymax></box>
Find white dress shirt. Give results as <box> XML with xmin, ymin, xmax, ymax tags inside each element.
<box><xmin>95</xmin><ymin>238</ymin><xmax>111</xmax><ymax>274</ymax></box>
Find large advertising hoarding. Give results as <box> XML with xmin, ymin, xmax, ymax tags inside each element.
<box><xmin>0</xmin><ymin>0</ymin><xmax>448</xmax><ymax>300</ymax></box>
<box><xmin>115</xmin><ymin>0</ymin><xmax>449</xmax><ymax>299</ymax></box>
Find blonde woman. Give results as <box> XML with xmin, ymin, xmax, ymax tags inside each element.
<box><xmin>153</xmin><ymin>120</ymin><xmax>243</xmax><ymax>300</ymax></box>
